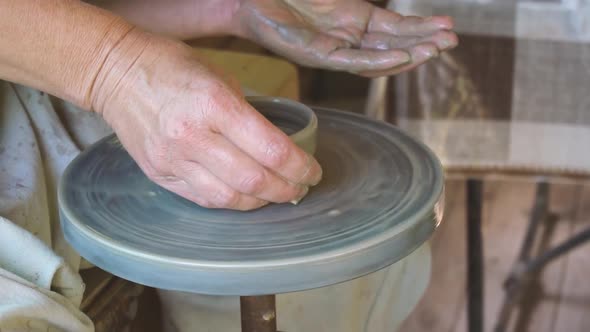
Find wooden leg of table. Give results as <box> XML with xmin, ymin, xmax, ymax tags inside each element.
<box><xmin>240</xmin><ymin>295</ymin><xmax>278</xmax><ymax>332</ymax></box>
<box><xmin>467</xmin><ymin>179</ymin><xmax>484</xmax><ymax>332</ymax></box>
<box><xmin>493</xmin><ymin>182</ymin><xmax>549</xmax><ymax>332</ymax></box>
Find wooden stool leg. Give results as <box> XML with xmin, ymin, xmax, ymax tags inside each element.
<box><xmin>467</xmin><ymin>179</ymin><xmax>484</xmax><ymax>332</ymax></box>
<box><xmin>240</xmin><ymin>295</ymin><xmax>278</xmax><ymax>332</ymax></box>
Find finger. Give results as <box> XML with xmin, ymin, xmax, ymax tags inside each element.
<box><xmin>369</xmin><ymin>8</ymin><xmax>454</xmax><ymax>36</ymax></box>
<box><xmin>294</xmin><ymin>32</ymin><xmax>409</xmax><ymax>72</ymax></box>
<box><xmin>175</xmin><ymin>132</ymin><xmax>309</xmax><ymax>203</ymax></box>
<box><xmin>357</xmin><ymin>42</ymin><xmax>439</xmax><ymax>77</ymax></box>
<box><xmin>214</xmin><ymin>99</ymin><xmax>323</xmax><ymax>187</ymax></box>
<box><xmin>321</xmin><ymin>47</ymin><xmax>411</xmax><ymax>72</ymax></box>
<box><xmin>171</xmin><ymin>161</ymin><xmax>269</xmax><ymax>211</ymax></box>
<box><xmin>361</xmin><ymin>30</ymin><xmax>458</xmax><ymax>51</ymax></box>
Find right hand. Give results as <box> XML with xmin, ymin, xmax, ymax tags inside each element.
<box><xmin>93</xmin><ymin>33</ymin><xmax>322</xmax><ymax>211</ymax></box>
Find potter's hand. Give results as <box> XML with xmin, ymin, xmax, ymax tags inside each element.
<box><xmin>94</xmin><ymin>33</ymin><xmax>321</xmax><ymax>210</ymax></box>
<box><xmin>91</xmin><ymin>0</ymin><xmax>457</xmax><ymax>76</ymax></box>
<box><xmin>234</xmin><ymin>0</ymin><xmax>457</xmax><ymax>76</ymax></box>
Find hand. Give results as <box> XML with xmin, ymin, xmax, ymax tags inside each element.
<box><xmin>233</xmin><ymin>0</ymin><xmax>458</xmax><ymax>77</ymax></box>
<box><xmin>93</xmin><ymin>33</ymin><xmax>322</xmax><ymax>210</ymax></box>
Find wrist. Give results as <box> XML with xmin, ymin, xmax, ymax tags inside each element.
<box><xmin>90</xmin><ymin>29</ymin><xmax>196</xmax><ymax>126</ymax></box>
<box><xmin>188</xmin><ymin>0</ymin><xmax>244</xmax><ymax>38</ymax></box>
<box><xmin>0</xmin><ymin>1</ymin><xmax>148</xmax><ymax>111</ymax></box>
<box><xmin>90</xmin><ymin>0</ymin><xmax>243</xmax><ymax>40</ymax></box>
<box><xmin>89</xmin><ymin>26</ymin><xmax>154</xmax><ymax>115</ymax></box>
<box><xmin>223</xmin><ymin>0</ymin><xmax>247</xmax><ymax>37</ymax></box>
<box><xmin>77</xmin><ymin>18</ymin><xmax>136</xmax><ymax>111</ymax></box>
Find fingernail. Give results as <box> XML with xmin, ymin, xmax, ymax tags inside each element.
<box><xmin>310</xmin><ymin>166</ymin><xmax>323</xmax><ymax>186</ymax></box>
<box><xmin>290</xmin><ymin>186</ymin><xmax>309</xmax><ymax>205</ymax></box>
<box><xmin>302</xmin><ymin>154</ymin><xmax>323</xmax><ymax>187</ymax></box>
<box><xmin>424</xmin><ymin>47</ymin><xmax>438</xmax><ymax>58</ymax></box>
<box><xmin>399</xmin><ymin>52</ymin><xmax>411</xmax><ymax>64</ymax></box>
<box><xmin>439</xmin><ymin>33</ymin><xmax>458</xmax><ymax>50</ymax></box>
<box><xmin>439</xmin><ymin>38</ymin><xmax>451</xmax><ymax>49</ymax></box>
<box><xmin>416</xmin><ymin>45</ymin><xmax>438</xmax><ymax>60</ymax></box>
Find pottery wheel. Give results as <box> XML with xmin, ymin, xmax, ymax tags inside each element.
<box><xmin>59</xmin><ymin>107</ymin><xmax>444</xmax><ymax>296</ymax></box>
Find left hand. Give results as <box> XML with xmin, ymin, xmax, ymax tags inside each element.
<box><xmin>232</xmin><ymin>0</ymin><xmax>458</xmax><ymax>77</ymax></box>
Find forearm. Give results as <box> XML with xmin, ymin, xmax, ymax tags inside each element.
<box><xmin>86</xmin><ymin>0</ymin><xmax>240</xmax><ymax>40</ymax></box>
<box><xmin>0</xmin><ymin>0</ymin><xmax>145</xmax><ymax>110</ymax></box>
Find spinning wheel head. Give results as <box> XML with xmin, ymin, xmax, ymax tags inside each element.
<box><xmin>59</xmin><ymin>99</ymin><xmax>444</xmax><ymax>296</ymax></box>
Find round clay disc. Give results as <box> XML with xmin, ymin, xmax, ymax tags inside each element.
<box><xmin>59</xmin><ymin>107</ymin><xmax>444</xmax><ymax>296</ymax></box>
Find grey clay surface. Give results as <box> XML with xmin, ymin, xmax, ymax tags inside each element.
<box><xmin>247</xmin><ymin>96</ymin><xmax>318</xmax><ymax>155</ymax></box>
<box><xmin>58</xmin><ymin>106</ymin><xmax>444</xmax><ymax>296</ymax></box>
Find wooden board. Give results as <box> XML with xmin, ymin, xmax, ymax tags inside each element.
<box><xmin>399</xmin><ymin>180</ymin><xmax>590</xmax><ymax>332</ymax></box>
<box><xmin>552</xmin><ymin>186</ymin><xmax>590</xmax><ymax>332</ymax></box>
<box><xmin>189</xmin><ymin>47</ymin><xmax>300</xmax><ymax>100</ymax></box>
